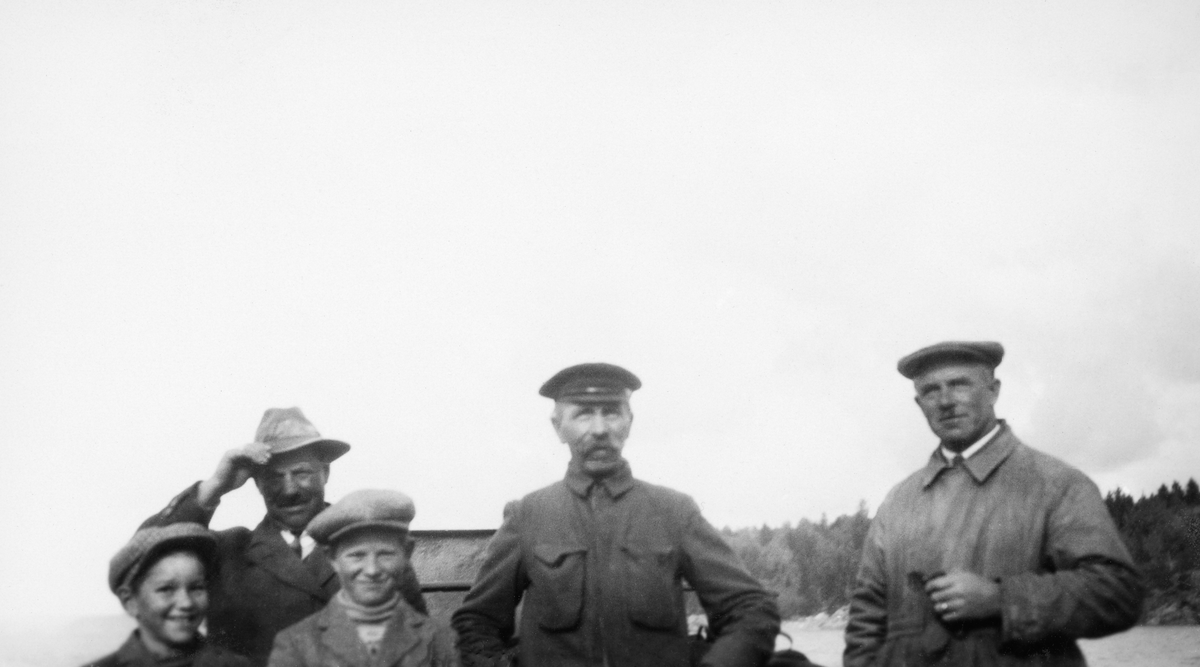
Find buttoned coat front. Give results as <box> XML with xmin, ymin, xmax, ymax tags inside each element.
<box><xmin>843</xmin><ymin>424</ymin><xmax>1144</xmax><ymax>667</ymax></box>
<box><xmin>142</xmin><ymin>484</ymin><xmax>426</xmax><ymax>667</ymax></box>
<box><xmin>452</xmin><ymin>461</ymin><xmax>780</xmax><ymax>667</ymax></box>
<box><xmin>267</xmin><ymin>599</ymin><xmax>458</xmax><ymax>667</ymax></box>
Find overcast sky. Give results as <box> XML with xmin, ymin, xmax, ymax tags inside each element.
<box><xmin>2</xmin><ymin>0</ymin><xmax>1198</xmax><ymax>620</ymax></box>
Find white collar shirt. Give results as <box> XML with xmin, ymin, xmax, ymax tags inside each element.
<box><xmin>942</xmin><ymin>422</ymin><xmax>1002</xmax><ymax>463</ymax></box>
<box><xmin>280</xmin><ymin>529</ymin><xmax>318</xmax><ymax>559</ymax></box>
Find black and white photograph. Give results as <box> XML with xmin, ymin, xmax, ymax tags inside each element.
<box><xmin>2</xmin><ymin>2</ymin><xmax>1198</xmax><ymax>666</ymax></box>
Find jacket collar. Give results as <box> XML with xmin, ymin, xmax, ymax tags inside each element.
<box><xmin>246</xmin><ymin>514</ymin><xmax>336</xmax><ymax>598</ymax></box>
<box><xmin>921</xmin><ymin>420</ymin><xmax>1017</xmax><ymax>489</ymax></box>
<box><xmin>109</xmin><ymin>630</ymin><xmax>204</xmax><ymax>667</ymax></box>
<box><xmin>316</xmin><ymin>598</ymin><xmax>431</xmax><ymax>667</ymax></box>
<box><xmin>564</xmin><ymin>459</ymin><xmax>635</xmax><ymax>499</ymax></box>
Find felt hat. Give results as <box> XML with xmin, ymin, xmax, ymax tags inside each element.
<box><xmin>897</xmin><ymin>341</ymin><xmax>1005</xmax><ymax>379</ymax></box>
<box><xmin>109</xmin><ymin>523</ymin><xmax>217</xmax><ymax>594</ymax></box>
<box><xmin>254</xmin><ymin>407</ymin><xmax>350</xmax><ymax>462</ymax></box>
<box><xmin>539</xmin><ymin>362</ymin><xmax>641</xmax><ymax>402</ymax></box>
<box><xmin>307</xmin><ymin>489</ymin><xmax>416</xmax><ymax>545</ymax></box>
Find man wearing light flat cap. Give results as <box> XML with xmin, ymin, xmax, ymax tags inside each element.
<box><xmin>453</xmin><ymin>363</ymin><xmax>780</xmax><ymax>667</ymax></box>
<box><xmin>844</xmin><ymin>342</ymin><xmax>1144</xmax><ymax>666</ymax></box>
<box><xmin>142</xmin><ymin>408</ymin><xmax>426</xmax><ymax>666</ymax></box>
<box><xmin>268</xmin><ymin>490</ymin><xmax>458</xmax><ymax>667</ymax></box>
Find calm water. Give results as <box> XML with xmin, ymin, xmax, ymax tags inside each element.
<box><xmin>1</xmin><ymin>616</ymin><xmax>1195</xmax><ymax>667</ymax></box>
<box><xmin>778</xmin><ymin>623</ymin><xmax>1200</xmax><ymax>667</ymax></box>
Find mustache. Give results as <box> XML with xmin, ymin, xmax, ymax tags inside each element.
<box><xmin>272</xmin><ymin>492</ymin><xmax>312</xmax><ymax>506</ymax></box>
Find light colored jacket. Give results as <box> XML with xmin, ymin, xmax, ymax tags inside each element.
<box><xmin>844</xmin><ymin>423</ymin><xmax>1144</xmax><ymax>666</ymax></box>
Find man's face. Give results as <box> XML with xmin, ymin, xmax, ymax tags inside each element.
<box><xmin>330</xmin><ymin>529</ymin><xmax>410</xmax><ymax>607</ymax></box>
<box><xmin>253</xmin><ymin>448</ymin><xmax>329</xmax><ymax>532</ymax></box>
<box><xmin>913</xmin><ymin>361</ymin><xmax>1000</xmax><ymax>451</ymax></box>
<box><xmin>552</xmin><ymin>399</ymin><xmax>633</xmax><ymax>477</ymax></box>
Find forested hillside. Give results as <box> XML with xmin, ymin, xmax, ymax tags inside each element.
<box><xmin>1104</xmin><ymin>480</ymin><xmax>1200</xmax><ymax>624</ymax></box>
<box><xmin>723</xmin><ymin>479</ymin><xmax>1200</xmax><ymax>624</ymax></box>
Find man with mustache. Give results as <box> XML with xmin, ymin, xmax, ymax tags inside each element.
<box><xmin>843</xmin><ymin>342</ymin><xmax>1144</xmax><ymax>666</ymax></box>
<box><xmin>141</xmin><ymin>407</ymin><xmax>426</xmax><ymax>666</ymax></box>
<box><xmin>452</xmin><ymin>363</ymin><xmax>780</xmax><ymax>667</ymax></box>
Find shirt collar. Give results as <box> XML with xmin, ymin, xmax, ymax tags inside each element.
<box><xmin>564</xmin><ymin>458</ymin><xmax>635</xmax><ymax>499</ymax></box>
<box><xmin>941</xmin><ymin>422</ymin><xmax>1001</xmax><ymax>463</ymax></box>
<box><xmin>921</xmin><ymin>420</ymin><xmax>1016</xmax><ymax>488</ymax></box>
<box><xmin>280</xmin><ymin>529</ymin><xmax>318</xmax><ymax>559</ymax></box>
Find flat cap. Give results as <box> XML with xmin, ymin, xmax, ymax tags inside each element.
<box><xmin>897</xmin><ymin>341</ymin><xmax>1005</xmax><ymax>379</ymax></box>
<box><xmin>254</xmin><ymin>407</ymin><xmax>350</xmax><ymax>463</ymax></box>
<box><xmin>539</xmin><ymin>362</ymin><xmax>642</xmax><ymax>402</ymax></box>
<box><xmin>308</xmin><ymin>489</ymin><xmax>416</xmax><ymax>545</ymax></box>
<box><xmin>109</xmin><ymin>523</ymin><xmax>217</xmax><ymax>594</ymax></box>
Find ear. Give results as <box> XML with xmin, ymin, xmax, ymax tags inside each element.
<box><xmin>319</xmin><ymin>463</ymin><xmax>331</xmax><ymax>483</ymax></box>
<box><xmin>118</xmin><ymin>588</ymin><xmax>139</xmax><ymax>620</ymax></box>
<box><xmin>550</xmin><ymin>414</ymin><xmax>566</xmax><ymax>443</ymax></box>
<box><xmin>989</xmin><ymin>377</ymin><xmax>1001</xmax><ymax>403</ymax></box>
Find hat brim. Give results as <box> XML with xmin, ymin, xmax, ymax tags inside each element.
<box><xmin>897</xmin><ymin>343</ymin><xmax>1004</xmax><ymax>379</ymax></box>
<box><xmin>265</xmin><ymin>437</ymin><xmax>351</xmax><ymax>463</ymax></box>
<box><xmin>556</xmin><ymin>392</ymin><xmax>631</xmax><ymax>404</ymax></box>
<box><xmin>112</xmin><ymin>533</ymin><xmax>219</xmax><ymax>594</ymax></box>
<box><xmin>324</xmin><ymin>520</ymin><xmax>412</xmax><ymax>545</ymax></box>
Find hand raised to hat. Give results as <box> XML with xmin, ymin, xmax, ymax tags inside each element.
<box><xmin>197</xmin><ymin>441</ymin><xmax>273</xmax><ymax>509</ymax></box>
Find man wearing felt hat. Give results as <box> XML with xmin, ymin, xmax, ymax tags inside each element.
<box><xmin>843</xmin><ymin>342</ymin><xmax>1144</xmax><ymax>667</ymax></box>
<box><xmin>268</xmin><ymin>490</ymin><xmax>458</xmax><ymax>667</ymax></box>
<box><xmin>141</xmin><ymin>408</ymin><xmax>427</xmax><ymax>667</ymax></box>
<box><xmin>453</xmin><ymin>363</ymin><xmax>781</xmax><ymax>667</ymax></box>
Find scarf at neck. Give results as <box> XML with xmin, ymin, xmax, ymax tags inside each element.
<box><xmin>336</xmin><ymin>589</ymin><xmax>402</xmax><ymax>624</ymax></box>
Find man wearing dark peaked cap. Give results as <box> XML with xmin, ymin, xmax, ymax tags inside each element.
<box><xmin>453</xmin><ymin>363</ymin><xmax>781</xmax><ymax>667</ymax></box>
<box><xmin>141</xmin><ymin>407</ymin><xmax>427</xmax><ymax>667</ymax></box>
<box><xmin>844</xmin><ymin>342</ymin><xmax>1144</xmax><ymax>667</ymax></box>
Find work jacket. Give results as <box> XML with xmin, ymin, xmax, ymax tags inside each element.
<box><xmin>453</xmin><ymin>460</ymin><xmax>780</xmax><ymax>667</ymax></box>
<box><xmin>843</xmin><ymin>423</ymin><xmax>1144</xmax><ymax>666</ymax></box>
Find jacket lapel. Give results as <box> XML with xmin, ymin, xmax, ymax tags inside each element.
<box><xmin>376</xmin><ymin>603</ymin><xmax>427</xmax><ymax>667</ymax></box>
<box><xmin>317</xmin><ymin>602</ymin><xmax>371</xmax><ymax>667</ymax></box>
<box><xmin>245</xmin><ymin>517</ymin><xmax>329</xmax><ymax>599</ymax></box>
<box><xmin>310</xmin><ymin>543</ymin><xmax>338</xmax><ymax>592</ymax></box>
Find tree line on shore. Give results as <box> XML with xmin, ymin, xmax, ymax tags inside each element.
<box><xmin>721</xmin><ymin>479</ymin><xmax>1200</xmax><ymax>624</ymax></box>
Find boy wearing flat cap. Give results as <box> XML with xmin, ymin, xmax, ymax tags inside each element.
<box><xmin>844</xmin><ymin>342</ymin><xmax>1144</xmax><ymax>667</ymax></box>
<box><xmin>453</xmin><ymin>363</ymin><xmax>780</xmax><ymax>667</ymax></box>
<box><xmin>141</xmin><ymin>408</ymin><xmax>427</xmax><ymax>666</ymax></box>
<box><xmin>268</xmin><ymin>490</ymin><xmax>458</xmax><ymax>667</ymax></box>
<box><xmin>86</xmin><ymin>523</ymin><xmax>253</xmax><ymax>667</ymax></box>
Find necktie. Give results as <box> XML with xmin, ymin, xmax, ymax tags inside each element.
<box><xmin>288</xmin><ymin>531</ymin><xmax>304</xmax><ymax>559</ymax></box>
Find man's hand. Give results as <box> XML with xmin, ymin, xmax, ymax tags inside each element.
<box><xmin>925</xmin><ymin>571</ymin><xmax>1001</xmax><ymax>623</ymax></box>
<box><xmin>197</xmin><ymin>442</ymin><xmax>273</xmax><ymax>508</ymax></box>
